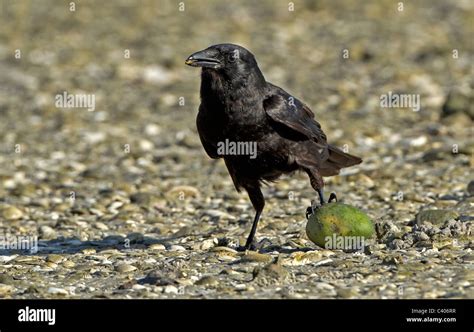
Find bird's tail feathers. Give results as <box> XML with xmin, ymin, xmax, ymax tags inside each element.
<box><xmin>324</xmin><ymin>145</ymin><xmax>362</xmax><ymax>169</ymax></box>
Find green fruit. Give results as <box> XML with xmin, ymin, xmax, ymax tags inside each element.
<box><xmin>306</xmin><ymin>203</ymin><xmax>374</xmax><ymax>250</ymax></box>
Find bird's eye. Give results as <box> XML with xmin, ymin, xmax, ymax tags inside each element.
<box><xmin>228</xmin><ymin>50</ymin><xmax>240</xmax><ymax>63</ymax></box>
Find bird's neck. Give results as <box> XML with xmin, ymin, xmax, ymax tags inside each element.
<box><xmin>200</xmin><ymin>68</ymin><xmax>266</xmax><ymax>106</ymax></box>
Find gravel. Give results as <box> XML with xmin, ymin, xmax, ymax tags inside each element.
<box><xmin>0</xmin><ymin>0</ymin><xmax>472</xmax><ymax>299</ymax></box>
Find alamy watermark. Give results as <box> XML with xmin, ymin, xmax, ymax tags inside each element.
<box><xmin>18</xmin><ymin>306</ymin><xmax>55</xmax><ymax>326</ymax></box>
<box><xmin>0</xmin><ymin>232</ymin><xmax>38</xmax><ymax>253</ymax></box>
<box><xmin>380</xmin><ymin>91</ymin><xmax>420</xmax><ymax>112</ymax></box>
<box><xmin>217</xmin><ymin>139</ymin><xmax>257</xmax><ymax>159</ymax></box>
<box><xmin>55</xmin><ymin>91</ymin><xmax>95</xmax><ymax>112</ymax></box>
<box><xmin>325</xmin><ymin>234</ymin><xmax>366</xmax><ymax>252</ymax></box>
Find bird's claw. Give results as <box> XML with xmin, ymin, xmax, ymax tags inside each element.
<box><xmin>306</xmin><ymin>193</ymin><xmax>338</xmax><ymax>219</ymax></box>
<box><xmin>237</xmin><ymin>245</ymin><xmax>250</xmax><ymax>252</ymax></box>
<box><xmin>238</xmin><ymin>238</ymin><xmax>271</xmax><ymax>252</ymax></box>
<box><xmin>306</xmin><ymin>199</ymin><xmax>318</xmax><ymax>219</ymax></box>
<box><xmin>328</xmin><ymin>192</ymin><xmax>338</xmax><ymax>203</ymax></box>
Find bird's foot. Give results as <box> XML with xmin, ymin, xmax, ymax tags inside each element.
<box><xmin>237</xmin><ymin>238</ymin><xmax>272</xmax><ymax>252</ymax></box>
<box><xmin>306</xmin><ymin>193</ymin><xmax>338</xmax><ymax>219</ymax></box>
<box><xmin>237</xmin><ymin>244</ymin><xmax>251</xmax><ymax>252</ymax></box>
<box><xmin>328</xmin><ymin>192</ymin><xmax>338</xmax><ymax>203</ymax></box>
<box><xmin>306</xmin><ymin>200</ymin><xmax>318</xmax><ymax>219</ymax></box>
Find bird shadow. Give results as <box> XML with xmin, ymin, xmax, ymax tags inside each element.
<box><xmin>259</xmin><ymin>245</ymin><xmax>315</xmax><ymax>254</ymax></box>
<box><xmin>0</xmin><ymin>232</ymin><xmax>316</xmax><ymax>256</ymax></box>
<box><xmin>0</xmin><ymin>232</ymin><xmax>192</xmax><ymax>256</ymax></box>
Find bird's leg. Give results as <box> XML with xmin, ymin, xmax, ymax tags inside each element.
<box><xmin>305</xmin><ymin>169</ymin><xmax>326</xmax><ymax>215</ymax></box>
<box><xmin>317</xmin><ymin>189</ymin><xmax>325</xmax><ymax>206</ymax></box>
<box><xmin>309</xmin><ymin>189</ymin><xmax>324</xmax><ymax>215</ymax></box>
<box><xmin>244</xmin><ymin>209</ymin><xmax>263</xmax><ymax>250</ymax></box>
<box><xmin>307</xmin><ymin>189</ymin><xmax>337</xmax><ymax>218</ymax></box>
<box><xmin>238</xmin><ymin>184</ymin><xmax>265</xmax><ymax>251</ymax></box>
<box><xmin>307</xmin><ymin>192</ymin><xmax>337</xmax><ymax>219</ymax></box>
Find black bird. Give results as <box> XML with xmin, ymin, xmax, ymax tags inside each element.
<box><xmin>185</xmin><ymin>44</ymin><xmax>362</xmax><ymax>250</ymax></box>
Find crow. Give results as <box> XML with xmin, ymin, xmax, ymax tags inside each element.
<box><xmin>185</xmin><ymin>43</ymin><xmax>362</xmax><ymax>250</ymax></box>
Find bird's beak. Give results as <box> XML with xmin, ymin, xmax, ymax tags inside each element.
<box><xmin>185</xmin><ymin>50</ymin><xmax>221</xmax><ymax>68</ymax></box>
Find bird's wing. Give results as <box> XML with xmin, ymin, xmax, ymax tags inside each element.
<box><xmin>196</xmin><ymin>104</ymin><xmax>220</xmax><ymax>159</ymax></box>
<box><xmin>263</xmin><ymin>86</ymin><xmax>362</xmax><ymax>173</ymax></box>
<box><xmin>263</xmin><ymin>87</ymin><xmax>327</xmax><ymax>144</ymax></box>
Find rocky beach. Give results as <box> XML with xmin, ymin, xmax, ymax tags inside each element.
<box><xmin>0</xmin><ymin>0</ymin><xmax>472</xmax><ymax>299</ymax></box>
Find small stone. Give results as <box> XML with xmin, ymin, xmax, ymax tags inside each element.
<box><xmin>142</xmin><ymin>65</ymin><xmax>174</xmax><ymax>85</ymax></box>
<box><xmin>115</xmin><ymin>264</ymin><xmax>137</xmax><ymax>273</ymax></box>
<box><xmin>164</xmin><ymin>285</ymin><xmax>179</xmax><ymax>294</ymax></box>
<box><xmin>132</xmin><ymin>284</ymin><xmax>147</xmax><ymax>291</ymax></box>
<box><xmin>195</xmin><ymin>276</ymin><xmax>219</xmax><ymax>286</ymax></box>
<box><xmin>461</xmin><ymin>254</ymin><xmax>474</xmax><ymax>262</ymax></box>
<box><xmin>83</xmin><ymin>131</ymin><xmax>106</xmax><ymax>144</ymax></box>
<box><xmin>313</xmin><ymin>258</ymin><xmax>334</xmax><ymax>267</ymax></box>
<box><xmin>140</xmin><ymin>270</ymin><xmax>177</xmax><ymax>286</ymax></box>
<box><xmin>0</xmin><ymin>274</ymin><xmax>14</xmax><ymax>285</ymax></box>
<box><xmin>47</xmin><ymin>287</ymin><xmax>69</xmax><ymax>296</ymax></box>
<box><xmin>382</xmin><ymin>254</ymin><xmax>405</xmax><ymax>265</ymax></box>
<box><xmin>63</xmin><ymin>261</ymin><xmax>76</xmax><ymax>268</ymax></box>
<box><xmin>408</xmin><ymin>135</ymin><xmax>427</xmax><ymax>147</ymax></box>
<box><xmin>210</xmin><ymin>246</ymin><xmax>238</xmax><ymax>254</ymax></box>
<box><xmin>358</xmin><ymin>174</ymin><xmax>375</xmax><ymax>188</ymax></box>
<box><xmin>45</xmin><ymin>262</ymin><xmax>58</xmax><ymax>268</ymax></box>
<box><xmin>139</xmin><ymin>139</ymin><xmax>154</xmax><ymax>151</ymax></box>
<box><xmin>166</xmin><ymin>186</ymin><xmax>200</xmax><ymax>199</ymax></box>
<box><xmin>1</xmin><ymin>206</ymin><xmax>23</xmax><ymax>220</ymax></box>
<box><xmin>25</xmin><ymin>285</ymin><xmax>40</xmax><ymax>294</ymax></box>
<box><xmin>467</xmin><ymin>180</ymin><xmax>474</xmax><ymax>196</ymax></box>
<box><xmin>173</xmin><ymin>226</ymin><xmax>192</xmax><ymax>237</ymax></box>
<box><xmin>217</xmin><ymin>254</ymin><xmax>239</xmax><ymax>262</ymax></box>
<box><xmin>46</xmin><ymin>254</ymin><xmax>64</xmax><ymax>264</ymax></box>
<box><xmin>337</xmin><ymin>287</ymin><xmax>359</xmax><ymax>298</ymax></box>
<box><xmin>149</xmin><ymin>243</ymin><xmax>166</xmax><ymax>251</ymax></box>
<box><xmin>201</xmin><ymin>209</ymin><xmax>236</xmax><ymax>220</ymax></box>
<box><xmin>252</xmin><ymin>258</ymin><xmax>291</xmax><ymax>285</ymax></box>
<box><xmin>107</xmin><ymin>201</ymin><xmax>124</xmax><ymax>213</ymax></box>
<box><xmin>416</xmin><ymin>241</ymin><xmax>433</xmax><ymax>249</ymax></box>
<box><xmin>416</xmin><ymin>209</ymin><xmax>459</xmax><ymax>226</ymax></box>
<box><xmin>388</xmin><ymin>239</ymin><xmax>407</xmax><ymax>250</ymax></box>
<box><xmin>418</xmin><ymin>232</ymin><xmax>430</xmax><ymax>241</ymax></box>
<box><xmin>441</xmin><ymin>88</ymin><xmax>474</xmax><ymax>120</ymax></box>
<box><xmin>241</xmin><ymin>251</ymin><xmax>273</xmax><ymax>263</ymax></box>
<box><xmin>0</xmin><ymin>255</ymin><xmax>17</xmax><ymax>263</ymax></box>
<box><xmin>285</xmin><ymin>250</ymin><xmax>334</xmax><ymax>266</ymax></box>
<box><xmin>39</xmin><ymin>225</ymin><xmax>57</xmax><ymax>240</ymax></box>
<box><xmin>200</xmin><ymin>238</ymin><xmax>218</xmax><ymax>251</ymax></box>
<box><xmin>234</xmin><ymin>284</ymin><xmax>247</xmax><ymax>291</ymax></box>
<box><xmin>95</xmin><ymin>222</ymin><xmax>109</xmax><ymax>231</ymax></box>
<box><xmin>144</xmin><ymin>124</ymin><xmax>161</xmax><ymax>136</ymax></box>
<box><xmin>422</xmin><ymin>149</ymin><xmax>445</xmax><ymax>162</ymax></box>
<box><xmin>54</xmin><ymin>203</ymin><xmax>70</xmax><ymax>213</ymax></box>
<box><xmin>0</xmin><ymin>284</ymin><xmax>14</xmax><ymax>296</ymax></box>
<box><xmin>316</xmin><ymin>282</ymin><xmax>335</xmax><ymax>291</ymax></box>
<box><xmin>169</xmin><ymin>245</ymin><xmax>186</xmax><ymax>252</ymax></box>
<box><xmin>211</xmin><ymin>246</ymin><xmax>239</xmax><ymax>262</ymax></box>
<box><xmin>130</xmin><ymin>192</ymin><xmax>153</xmax><ymax>205</ymax></box>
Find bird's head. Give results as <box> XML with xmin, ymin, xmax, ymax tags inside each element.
<box><xmin>185</xmin><ymin>44</ymin><xmax>264</xmax><ymax>81</ymax></box>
